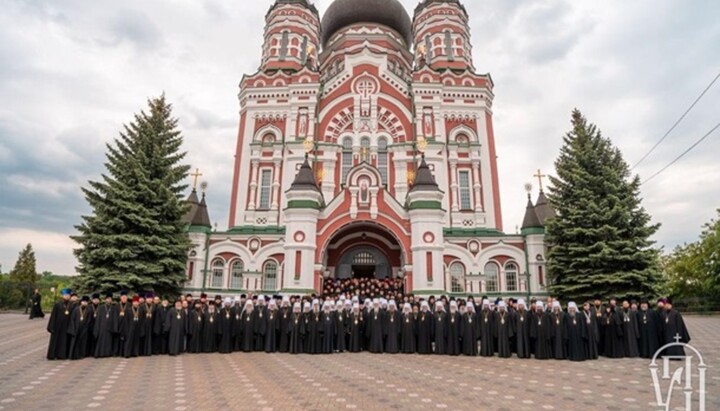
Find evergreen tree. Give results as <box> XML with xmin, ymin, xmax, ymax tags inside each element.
<box><xmin>72</xmin><ymin>95</ymin><xmax>191</xmax><ymax>296</ymax></box>
<box><xmin>546</xmin><ymin>109</ymin><xmax>661</xmax><ymax>302</ymax></box>
<box><xmin>9</xmin><ymin>243</ymin><xmax>38</xmax><ymax>285</ymax></box>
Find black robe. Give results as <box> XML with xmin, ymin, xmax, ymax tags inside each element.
<box><xmin>320</xmin><ymin>311</ymin><xmax>336</xmax><ymax>354</ymax></box>
<box><xmin>288</xmin><ymin>313</ymin><xmax>305</xmax><ymax>354</ymax></box>
<box><xmin>582</xmin><ymin>310</ymin><xmax>600</xmax><ymax>360</ymax></box>
<box><xmin>68</xmin><ymin>305</ymin><xmax>93</xmax><ymax>360</ymax></box>
<box><xmin>530</xmin><ymin>311</ymin><xmax>552</xmax><ymax>359</ymax></box>
<box><xmin>254</xmin><ymin>307</ymin><xmax>267</xmax><ymax>352</ymax></box>
<box><xmin>187</xmin><ymin>309</ymin><xmax>205</xmax><ymax>353</ymax></box>
<box><xmin>30</xmin><ymin>293</ymin><xmax>44</xmax><ymax>319</ymax></box>
<box><xmin>239</xmin><ymin>310</ymin><xmax>258</xmax><ymax>353</ymax></box>
<box><xmin>47</xmin><ymin>300</ymin><xmax>73</xmax><ymax>360</ymax></box>
<box><xmin>620</xmin><ymin>309</ymin><xmax>640</xmax><ymax>358</ymax></box>
<box><xmin>164</xmin><ymin>308</ymin><xmax>187</xmax><ymax>356</ymax></box>
<box><xmin>460</xmin><ymin>312</ymin><xmax>479</xmax><ymax>356</ymax></box>
<box><xmin>566</xmin><ymin>312</ymin><xmax>587</xmax><ymax>361</ymax></box>
<box><xmin>637</xmin><ymin>309</ymin><xmax>661</xmax><ymax>359</ymax></box>
<box><xmin>495</xmin><ymin>311</ymin><xmax>514</xmax><ymax>358</ymax></box>
<box><xmin>592</xmin><ymin>305</ymin><xmax>605</xmax><ymax>355</ymax></box>
<box><xmin>93</xmin><ymin>303</ymin><xmax>118</xmax><ymax>358</ymax></box>
<box><xmin>401</xmin><ymin>313</ymin><xmax>417</xmax><ymax>354</ymax></box>
<box><xmin>264</xmin><ymin>310</ymin><xmax>280</xmax><ymax>353</ymax></box>
<box><xmin>602</xmin><ymin>310</ymin><xmax>625</xmax><ymax>358</ymax></box>
<box><xmin>278</xmin><ymin>307</ymin><xmax>292</xmax><ymax>353</ymax></box>
<box><xmin>383</xmin><ymin>310</ymin><xmax>402</xmax><ymax>354</ymax></box>
<box><xmin>153</xmin><ymin>305</ymin><xmax>169</xmax><ymax>355</ymax></box>
<box><xmin>347</xmin><ymin>312</ymin><xmax>364</xmax><ymax>353</ymax></box>
<box><xmin>217</xmin><ymin>308</ymin><xmax>235</xmax><ymax>353</ymax></box>
<box><xmin>416</xmin><ymin>312</ymin><xmax>434</xmax><ymax>354</ymax></box>
<box><xmin>120</xmin><ymin>306</ymin><xmax>143</xmax><ymax>358</ymax></box>
<box><xmin>202</xmin><ymin>310</ymin><xmax>220</xmax><ymax>353</ymax></box>
<box><xmin>662</xmin><ymin>309</ymin><xmax>691</xmax><ymax>356</ymax></box>
<box><xmin>232</xmin><ymin>307</ymin><xmax>245</xmax><ymax>351</ymax></box>
<box><xmin>446</xmin><ymin>311</ymin><xmax>461</xmax><ymax>356</ymax></box>
<box><xmin>335</xmin><ymin>310</ymin><xmax>348</xmax><ymax>352</ymax></box>
<box><xmin>432</xmin><ymin>311</ymin><xmax>448</xmax><ymax>355</ymax></box>
<box><xmin>513</xmin><ymin>310</ymin><xmax>531</xmax><ymax>358</ymax></box>
<box><xmin>479</xmin><ymin>309</ymin><xmax>496</xmax><ymax>357</ymax></box>
<box><xmin>550</xmin><ymin>311</ymin><xmax>567</xmax><ymax>360</ymax></box>
<box><xmin>365</xmin><ymin>310</ymin><xmax>385</xmax><ymax>353</ymax></box>
<box><xmin>139</xmin><ymin>304</ymin><xmax>155</xmax><ymax>356</ymax></box>
<box><xmin>304</xmin><ymin>311</ymin><xmax>321</xmax><ymax>354</ymax></box>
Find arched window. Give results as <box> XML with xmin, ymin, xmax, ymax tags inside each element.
<box><xmin>230</xmin><ymin>260</ymin><xmax>244</xmax><ymax>289</ymax></box>
<box><xmin>360</xmin><ymin>137</ymin><xmax>370</xmax><ymax>163</ymax></box>
<box><xmin>341</xmin><ymin>137</ymin><xmax>353</xmax><ymax>182</ymax></box>
<box><xmin>378</xmin><ymin>138</ymin><xmax>388</xmax><ymax>186</ymax></box>
<box><xmin>505</xmin><ymin>262</ymin><xmax>518</xmax><ymax>292</ymax></box>
<box><xmin>263</xmin><ymin>260</ymin><xmax>278</xmax><ymax>291</ymax></box>
<box><xmin>485</xmin><ymin>262</ymin><xmax>499</xmax><ymax>293</ymax></box>
<box><xmin>456</xmin><ymin>133</ymin><xmax>470</xmax><ymax>147</ymax></box>
<box><xmin>449</xmin><ymin>262</ymin><xmax>465</xmax><ymax>293</ymax></box>
<box><xmin>353</xmin><ymin>252</ymin><xmax>375</xmax><ymax>265</ymax></box>
<box><xmin>211</xmin><ymin>259</ymin><xmax>224</xmax><ymax>288</ymax></box>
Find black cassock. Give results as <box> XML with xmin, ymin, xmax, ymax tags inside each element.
<box><xmin>416</xmin><ymin>312</ymin><xmax>434</xmax><ymax>354</ymax></box>
<box><xmin>637</xmin><ymin>309</ymin><xmax>661</xmax><ymax>358</ymax></box>
<box><xmin>446</xmin><ymin>311</ymin><xmax>461</xmax><ymax>356</ymax></box>
<box><xmin>217</xmin><ymin>308</ymin><xmax>235</xmax><ymax>354</ymax></box>
<box><xmin>530</xmin><ymin>311</ymin><xmax>552</xmax><ymax>360</ymax></box>
<box><xmin>365</xmin><ymin>310</ymin><xmax>385</xmax><ymax>353</ymax></box>
<box><xmin>115</xmin><ymin>303</ymin><xmax>132</xmax><ymax>357</ymax></box>
<box><xmin>433</xmin><ymin>311</ymin><xmax>448</xmax><ymax>355</ymax></box>
<box><xmin>153</xmin><ymin>305</ymin><xmax>169</xmax><ymax>355</ymax></box>
<box><xmin>621</xmin><ymin>309</ymin><xmax>640</xmax><ymax>358</ymax></box>
<box><xmin>513</xmin><ymin>310</ymin><xmax>531</xmax><ymax>359</ymax></box>
<box><xmin>304</xmin><ymin>312</ymin><xmax>321</xmax><ymax>354</ymax></box>
<box><xmin>93</xmin><ymin>303</ymin><xmax>118</xmax><ymax>358</ymax></box>
<box><xmin>347</xmin><ymin>312</ymin><xmax>364</xmax><ymax>353</ymax></box>
<box><xmin>239</xmin><ymin>311</ymin><xmax>258</xmax><ymax>353</ymax></box>
<box><xmin>165</xmin><ymin>308</ymin><xmax>187</xmax><ymax>356</ymax></box>
<box><xmin>495</xmin><ymin>311</ymin><xmax>514</xmax><ymax>358</ymax></box>
<box><xmin>602</xmin><ymin>310</ymin><xmax>625</xmax><ymax>358</ymax></box>
<box><xmin>320</xmin><ymin>311</ymin><xmax>336</xmax><ymax>354</ymax></box>
<box><xmin>460</xmin><ymin>312</ymin><xmax>479</xmax><ymax>356</ymax></box>
<box><xmin>232</xmin><ymin>307</ymin><xmax>245</xmax><ymax>351</ymax></box>
<box><xmin>30</xmin><ymin>293</ymin><xmax>44</xmax><ymax>319</ymax></box>
<box><xmin>550</xmin><ymin>311</ymin><xmax>567</xmax><ymax>360</ymax></box>
<box><xmin>187</xmin><ymin>310</ymin><xmax>204</xmax><ymax>353</ymax></box>
<box><xmin>202</xmin><ymin>310</ymin><xmax>220</xmax><ymax>353</ymax></box>
<box><xmin>139</xmin><ymin>304</ymin><xmax>155</xmax><ymax>356</ymax></box>
<box><xmin>479</xmin><ymin>309</ymin><xmax>496</xmax><ymax>357</ymax></box>
<box><xmin>254</xmin><ymin>308</ymin><xmax>267</xmax><ymax>352</ymax></box>
<box><xmin>662</xmin><ymin>309</ymin><xmax>691</xmax><ymax>356</ymax></box>
<box><xmin>278</xmin><ymin>307</ymin><xmax>292</xmax><ymax>353</ymax></box>
<box><xmin>383</xmin><ymin>310</ymin><xmax>402</xmax><ymax>354</ymax></box>
<box><xmin>566</xmin><ymin>312</ymin><xmax>587</xmax><ymax>361</ymax></box>
<box><xmin>582</xmin><ymin>310</ymin><xmax>600</xmax><ymax>360</ymax></box>
<box><xmin>264</xmin><ymin>310</ymin><xmax>280</xmax><ymax>353</ymax></box>
<box><xmin>47</xmin><ymin>300</ymin><xmax>73</xmax><ymax>360</ymax></box>
<box><xmin>592</xmin><ymin>305</ymin><xmax>605</xmax><ymax>355</ymax></box>
<box><xmin>68</xmin><ymin>305</ymin><xmax>93</xmax><ymax>360</ymax></box>
<box><xmin>288</xmin><ymin>313</ymin><xmax>305</xmax><ymax>354</ymax></box>
<box><xmin>120</xmin><ymin>307</ymin><xmax>143</xmax><ymax>358</ymax></box>
<box><xmin>335</xmin><ymin>311</ymin><xmax>348</xmax><ymax>352</ymax></box>
<box><xmin>401</xmin><ymin>313</ymin><xmax>416</xmax><ymax>354</ymax></box>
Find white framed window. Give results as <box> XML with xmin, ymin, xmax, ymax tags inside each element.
<box><xmin>378</xmin><ymin>138</ymin><xmax>388</xmax><ymax>185</ymax></box>
<box><xmin>485</xmin><ymin>262</ymin><xmax>499</xmax><ymax>292</ymax></box>
<box><xmin>505</xmin><ymin>262</ymin><xmax>518</xmax><ymax>292</ymax></box>
<box><xmin>263</xmin><ymin>260</ymin><xmax>278</xmax><ymax>291</ymax></box>
<box><xmin>450</xmin><ymin>262</ymin><xmax>465</xmax><ymax>293</ymax></box>
<box><xmin>230</xmin><ymin>260</ymin><xmax>244</xmax><ymax>289</ymax></box>
<box><xmin>211</xmin><ymin>259</ymin><xmax>224</xmax><ymax>289</ymax></box>
<box><xmin>458</xmin><ymin>170</ymin><xmax>472</xmax><ymax>210</ymax></box>
<box><xmin>342</xmin><ymin>137</ymin><xmax>353</xmax><ymax>182</ymax></box>
<box><xmin>258</xmin><ymin>169</ymin><xmax>272</xmax><ymax>210</ymax></box>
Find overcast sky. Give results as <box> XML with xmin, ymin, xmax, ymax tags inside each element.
<box><xmin>0</xmin><ymin>0</ymin><xmax>718</xmax><ymax>275</ymax></box>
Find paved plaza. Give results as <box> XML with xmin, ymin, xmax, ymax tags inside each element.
<box><xmin>0</xmin><ymin>313</ymin><xmax>717</xmax><ymax>411</ymax></box>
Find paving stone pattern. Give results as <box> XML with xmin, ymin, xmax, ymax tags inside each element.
<box><xmin>0</xmin><ymin>314</ymin><xmax>717</xmax><ymax>411</ymax></box>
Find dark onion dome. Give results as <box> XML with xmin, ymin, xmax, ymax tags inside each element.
<box><xmin>288</xmin><ymin>154</ymin><xmax>321</xmax><ymax>193</ymax></box>
<box><xmin>409</xmin><ymin>155</ymin><xmax>441</xmax><ymax>193</ymax></box>
<box><xmin>321</xmin><ymin>0</ymin><xmax>413</xmax><ymax>47</ymax></box>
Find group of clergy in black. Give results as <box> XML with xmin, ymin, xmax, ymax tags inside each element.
<box><xmin>46</xmin><ymin>289</ymin><xmax>691</xmax><ymax>361</ymax></box>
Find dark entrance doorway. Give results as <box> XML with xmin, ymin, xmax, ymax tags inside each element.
<box><xmin>352</xmin><ymin>265</ymin><xmax>375</xmax><ymax>279</ymax></box>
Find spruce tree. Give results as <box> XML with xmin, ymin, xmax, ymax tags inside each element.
<box><xmin>546</xmin><ymin>110</ymin><xmax>661</xmax><ymax>302</ymax></box>
<box><xmin>9</xmin><ymin>243</ymin><xmax>38</xmax><ymax>285</ymax></box>
<box><xmin>73</xmin><ymin>95</ymin><xmax>191</xmax><ymax>296</ymax></box>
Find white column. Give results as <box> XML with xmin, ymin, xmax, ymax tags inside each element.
<box><xmin>271</xmin><ymin>159</ymin><xmax>281</xmax><ymax>210</ymax></box>
<box><xmin>248</xmin><ymin>160</ymin><xmax>259</xmax><ymax>211</ymax></box>
<box><xmin>449</xmin><ymin>161</ymin><xmax>459</xmax><ymax>212</ymax></box>
<box><xmin>472</xmin><ymin>161</ymin><xmax>483</xmax><ymax>212</ymax></box>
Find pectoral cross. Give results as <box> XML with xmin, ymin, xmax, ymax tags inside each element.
<box><xmin>534</xmin><ymin>169</ymin><xmax>547</xmax><ymax>193</ymax></box>
<box><xmin>191</xmin><ymin>168</ymin><xmax>203</xmax><ymax>190</ymax></box>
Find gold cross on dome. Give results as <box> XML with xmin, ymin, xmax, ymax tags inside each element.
<box><xmin>190</xmin><ymin>168</ymin><xmax>203</xmax><ymax>190</ymax></box>
<box><xmin>534</xmin><ymin>169</ymin><xmax>547</xmax><ymax>192</ymax></box>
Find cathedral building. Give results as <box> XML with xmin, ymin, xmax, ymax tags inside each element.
<box><xmin>182</xmin><ymin>0</ymin><xmax>554</xmax><ymax>298</ymax></box>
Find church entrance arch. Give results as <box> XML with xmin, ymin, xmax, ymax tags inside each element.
<box><xmin>323</xmin><ymin>222</ymin><xmax>404</xmax><ymax>280</ymax></box>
